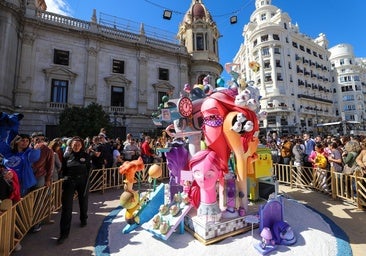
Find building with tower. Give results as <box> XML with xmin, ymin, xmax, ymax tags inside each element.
<box><xmin>0</xmin><ymin>0</ymin><xmax>222</xmax><ymax>138</ymax></box>
<box><xmin>177</xmin><ymin>0</ymin><xmax>223</xmax><ymax>86</ymax></box>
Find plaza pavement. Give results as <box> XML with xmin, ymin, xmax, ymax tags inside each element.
<box><xmin>13</xmin><ymin>185</ymin><xmax>366</xmax><ymax>256</ymax></box>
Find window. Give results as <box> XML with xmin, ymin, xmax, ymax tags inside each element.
<box><xmin>299</xmin><ymin>45</ymin><xmax>305</xmax><ymax>51</ymax></box>
<box><xmin>112</xmin><ymin>59</ymin><xmax>124</xmax><ymax>74</ymax></box>
<box><xmin>275</xmin><ymin>60</ymin><xmax>281</xmax><ymax>67</ymax></box>
<box><xmin>340</xmin><ymin>59</ymin><xmax>344</xmax><ymax>65</ymax></box>
<box><xmin>262</xmin><ymin>47</ymin><xmax>270</xmax><ymax>56</ymax></box>
<box><xmin>264</xmin><ymin>61</ymin><xmax>271</xmax><ymax>68</ymax></box>
<box><xmin>159</xmin><ymin>68</ymin><xmax>169</xmax><ymax>81</ymax></box>
<box><xmin>284</xmin><ymin>23</ymin><xmax>287</xmax><ymax>29</ymax></box>
<box><xmin>267</xmin><ymin>116</ymin><xmax>276</xmax><ymax>125</ymax></box>
<box><xmin>273</xmin><ymin>34</ymin><xmax>280</xmax><ymax>40</ymax></box>
<box><xmin>292</xmin><ymin>42</ymin><xmax>298</xmax><ymax>48</ymax></box>
<box><xmin>196</xmin><ymin>33</ymin><xmax>204</xmax><ymax>51</ymax></box>
<box><xmin>277</xmin><ymin>73</ymin><xmax>283</xmax><ymax>81</ymax></box>
<box><xmin>274</xmin><ymin>47</ymin><xmax>280</xmax><ymax>54</ymax></box>
<box><xmin>261</xmin><ymin>13</ymin><xmax>266</xmax><ymax>20</ymax></box>
<box><xmin>253</xmin><ymin>39</ymin><xmax>258</xmax><ymax>47</ymax></box>
<box><xmin>158</xmin><ymin>91</ymin><xmax>168</xmax><ymax>106</ymax></box>
<box><xmin>264</xmin><ymin>73</ymin><xmax>272</xmax><ymax>82</ymax></box>
<box><xmin>261</xmin><ymin>35</ymin><xmax>268</xmax><ymax>42</ymax></box>
<box><xmin>53</xmin><ymin>49</ymin><xmax>69</xmax><ymax>66</ymax></box>
<box><xmin>51</xmin><ymin>79</ymin><xmax>68</xmax><ymax>103</ymax></box>
<box><xmin>111</xmin><ymin>86</ymin><xmax>124</xmax><ymax>107</ymax></box>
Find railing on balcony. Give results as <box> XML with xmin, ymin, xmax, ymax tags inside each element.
<box><xmin>34</xmin><ymin>10</ymin><xmax>181</xmax><ymax>52</ymax></box>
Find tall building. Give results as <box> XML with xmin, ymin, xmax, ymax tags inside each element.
<box><xmin>233</xmin><ymin>0</ymin><xmax>366</xmax><ymax>136</ymax></box>
<box><xmin>0</xmin><ymin>0</ymin><xmax>221</xmax><ymax>138</ymax></box>
<box><xmin>329</xmin><ymin>44</ymin><xmax>366</xmax><ymax>134</ymax></box>
<box><xmin>177</xmin><ymin>0</ymin><xmax>223</xmax><ymax>86</ymax></box>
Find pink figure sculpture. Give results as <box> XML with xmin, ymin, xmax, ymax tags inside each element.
<box><xmin>189</xmin><ymin>149</ymin><xmax>224</xmax><ymax>223</ymax></box>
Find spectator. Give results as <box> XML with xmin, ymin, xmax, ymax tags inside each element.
<box><xmin>30</xmin><ymin>132</ymin><xmax>54</xmax><ymax>232</ymax></box>
<box><xmin>0</xmin><ymin>154</ymin><xmax>20</xmax><ymax>203</ymax></box>
<box><xmin>3</xmin><ymin>134</ymin><xmax>40</xmax><ymax>196</ymax></box>
<box><xmin>123</xmin><ymin>133</ymin><xmax>133</xmax><ymax>147</ymax></box>
<box><xmin>327</xmin><ymin>141</ymin><xmax>343</xmax><ymax>173</ymax></box>
<box><xmin>48</xmin><ymin>138</ymin><xmax>63</xmax><ymax>181</ymax></box>
<box><xmin>88</xmin><ymin>136</ymin><xmax>104</xmax><ymax>170</ymax></box>
<box><xmin>303</xmin><ymin>133</ymin><xmax>315</xmax><ymax>167</ymax></box>
<box><xmin>112</xmin><ymin>143</ymin><xmax>123</xmax><ymax>167</ymax></box>
<box><xmin>141</xmin><ymin>136</ymin><xmax>156</xmax><ymax>164</ymax></box>
<box><xmin>123</xmin><ymin>139</ymin><xmax>140</xmax><ymax>161</ymax></box>
<box><xmin>292</xmin><ymin>138</ymin><xmax>305</xmax><ymax>184</ymax></box>
<box><xmin>279</xmin><ymin>135</ymin><xmax>293</xmax><ymax>165</ymax></box>
<box><xmin>98</xmin><ymin>134</ymin><xmax>113</xmax><ymax>168</ymax></box>
<box><xmin>308</xmin><ymin>142</ymin><xmax>329</xmax><ymax>190</ymax></box>
<box><xmin>57</xmin><ymin>136</ymin><xmax>91</xmax><ymax>245</ymax></box>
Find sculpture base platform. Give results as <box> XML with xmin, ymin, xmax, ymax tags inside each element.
<box><xmin>184</xmin><ymin>208</ymin><xmax>259</xmax><ymax>245</ymax></box>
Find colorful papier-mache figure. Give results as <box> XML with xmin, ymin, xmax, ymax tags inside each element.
<box><xmin>189</xmin><ymin>149</ymin><xmax>224</xmax><ymax>223</ymax></box>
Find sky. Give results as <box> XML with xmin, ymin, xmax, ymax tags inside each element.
<box><xmin>45</xmin><ymin>0</ymin><xmax>366</xmax><ymax>80</ymax></box>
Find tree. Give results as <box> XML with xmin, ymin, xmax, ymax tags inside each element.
<box><xmin>59</xmin><ymin>103</ymin><xmax>111</xmax><ymax>138</ymax></box>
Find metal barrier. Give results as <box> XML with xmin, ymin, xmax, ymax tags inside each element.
<box><xmin>272</xmin><ymin>163</ymin><xmax>366</xmax><ymax>203</ymax></box>
<box><xmin>0</xmin><ymin>161</ymin><xmax>365</xmax><ymax>255</ymax></box>
<box><xmin>0</xmin><ymin>179</ymin><xmax>63</xmax><ymax>255</ymax></box>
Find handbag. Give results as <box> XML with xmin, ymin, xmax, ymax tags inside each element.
<box><xmin>343</xmin><ymin>163</ymin><xmax>360</xmax><ymax>175</ymax></box>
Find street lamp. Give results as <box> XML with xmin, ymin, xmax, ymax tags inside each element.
<box><xmin>163</xmin><ymin>10</ymin><xmax>172</xmax><ymax>20</ymax></box>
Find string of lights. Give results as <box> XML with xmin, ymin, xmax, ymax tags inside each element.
<box><xmin>143</xmin><ymin>0</ymin><xmax>254</xmax><ymax>22</ymax></box>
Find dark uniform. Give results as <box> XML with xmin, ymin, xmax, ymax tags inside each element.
<box><xmin>59</xmin><ymin>149</ymin><xmax>91</xmax><ymax>241</ymax></box>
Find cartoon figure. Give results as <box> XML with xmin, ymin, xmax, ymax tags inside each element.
<box><xmin>234</xmin><ymin>89</ymin><xmax>251</xmax><ymax>107</ymax></box>
<box><xmin>165</xmin><ymin>144</ymin><xmax>189</xmax><ymax>202</ymax></box>
<box><xmin>120</xmin><ymin>190</ymin><xmax>141</xmax><ymax>224</ymax></box>
<box><xmin>189</xmin><ymin>149</ymin><xmax>224</xmax><ymax>223</ymax></box>
<box><xmin>118</xmin><ymin>157</ymin><xmax>144</xmax><ymax>193</ymax></box>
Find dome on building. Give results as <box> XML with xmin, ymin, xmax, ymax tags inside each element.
<box><xmin>183</xmin><ymin>0</ymin><xmax>213</xmax><ymax>23</ymax></box>
<box><xmin>192</xmin><ymin>3</ymin><xmax>205</xmax><ymax>19</ymax></box>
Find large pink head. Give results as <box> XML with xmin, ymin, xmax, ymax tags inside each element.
<box><xmin>189</xmin><ymin>149</ymin><xmax>223</xmax><ymax>191</ymax></box>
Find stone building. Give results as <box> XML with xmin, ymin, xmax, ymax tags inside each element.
<box><xmin>233</xmin><ymin>0</ymin><xmax>366</xmax><ymax>136</ymax></box>
<box><xmin>0</xmin><ymin>0</ymin><xmax>222</xmax><ymax>138</ymax></box>
<box><xmin>329</xmin><ymin>44</ymin><xmax>366</xmax><ymax>135</ymax></box>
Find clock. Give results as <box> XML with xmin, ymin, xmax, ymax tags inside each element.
<box><xmin>177</xmin><ymin>97</ymin><xmax>193</xmax><ymax>117</ymax></box>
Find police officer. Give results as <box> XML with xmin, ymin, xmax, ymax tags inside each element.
<box><xmin>57</xmin><ymin>137</ymin><xmax>91</xmax><ymax>244</ymax></box>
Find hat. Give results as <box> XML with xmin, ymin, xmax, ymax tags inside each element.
<box><xmin>31</xmin><ymin>132</ymin><xmax>44</xmax><ymax>138</ymax></box>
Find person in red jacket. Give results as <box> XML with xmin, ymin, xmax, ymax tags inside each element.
<box><xmin>30</xmin><ymin>132</ymin><xmax>54</xmax><ymax>232</ymax></box>
<box><xmin>0</xmin><ymin>154</ymin><xmax>20</xmax><ymax>203</ymax></box>
<box><xmin>140</xmin><ymin>136</ymin><xmax>156</xmax><ymax>164</ymax></box>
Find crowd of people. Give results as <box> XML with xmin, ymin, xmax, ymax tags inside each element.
<box><xmin>2</xmin><ymin>127</ymin><xmax>366</xmax><ymax>249</ymax></box>
<box><xmin>0</xmin><ymin>128</ymin><xmax>173</xmax><ymax>248</ymax></box>
<box><xmin>264</xmin><ymin>131</ymin><xmax>366</xmax><ymax>194</ymax></box>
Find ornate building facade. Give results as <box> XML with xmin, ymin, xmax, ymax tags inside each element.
<box><xmin>233</xmin><ymin>0</ymin><xmax>366</xmax><ymax>136</ymax></box>
<box><xmin>0</xmin><ymin>0</ymin><xmax>222</xmax><ymax>138</ymax></box>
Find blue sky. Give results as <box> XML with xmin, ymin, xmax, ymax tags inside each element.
<box><xmin>46</xmin><ymin>0</ymin><xmax>366</xmax><ymax>80</ymax></box>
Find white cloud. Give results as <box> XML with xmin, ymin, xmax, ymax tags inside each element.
<box><xmin>45</xmin><ymin>0</ymin><xmax>72</xmax><ymax>16</ymax></box>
